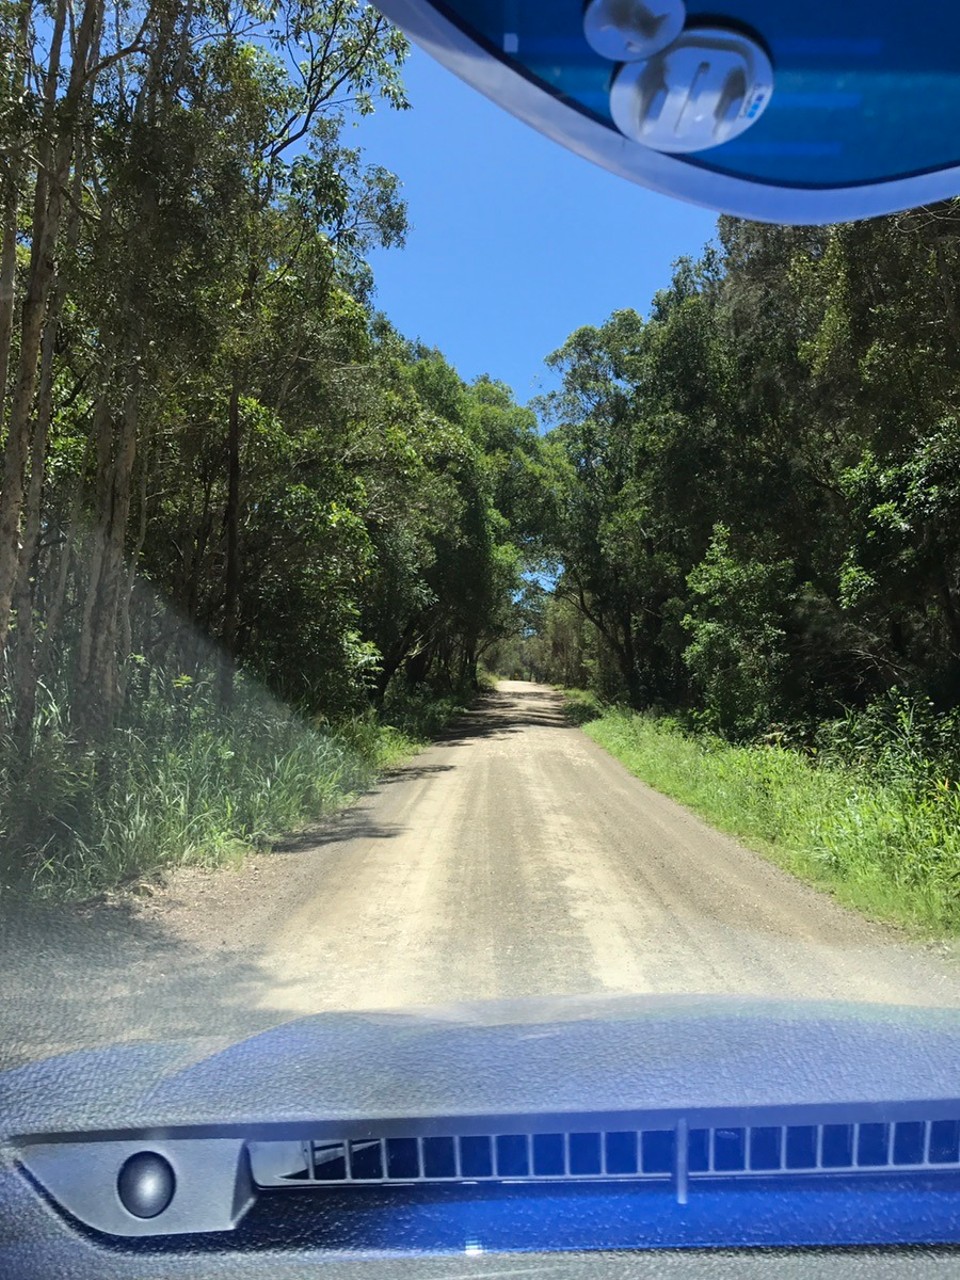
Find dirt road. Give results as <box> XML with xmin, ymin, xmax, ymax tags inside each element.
<box><xmin>5</xmin><ymin>680</ymin><xmax>960</xmax><ymax>1067</ymax></box>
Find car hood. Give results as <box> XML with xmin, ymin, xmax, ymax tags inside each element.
<box><xmin>4</xmin><ymin>994</ymin><xmax>960</xmax><ymax>1139</ymax></box>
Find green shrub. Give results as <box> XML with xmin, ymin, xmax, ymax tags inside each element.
<box><xmin>380</xmin><ymin>683</ymin><xmax>469</xmax><ymax>740</ymax></box>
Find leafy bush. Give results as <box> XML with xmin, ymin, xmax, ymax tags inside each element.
<box><xmin>682</xmin><ymin>525</ymin><xmax>794</xmax><ymax>739</ymax></box>
<box><xmin>816</xmin><ymin>689</ymin><xmax>960</xmax><ymax>785</ymax></box>
<box><xmin>380</xmin><ymin>682</ymin><xmax>471</xmax><ymax>740</ymax></box>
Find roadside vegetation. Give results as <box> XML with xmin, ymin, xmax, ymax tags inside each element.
<box><xmin>558</xmin><ymin>693</ymin><xmax>960</xmax><ymax>935</ymax></box>
<box><xmin>0</xmin><ymin>0</ymin><xmax>539</xmax><ymax>898</ymax></box>
<box><xmin>7</xmin><ymin>0</ymin><xmax>960</xmax><ymax>916</ymax></box>
<box><xmin>1</xmin><ymin>660</ymin><xmax>470</xmax><ymax>900</ymax></box>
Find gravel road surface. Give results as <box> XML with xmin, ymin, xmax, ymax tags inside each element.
<box><xmin>4</xmin><ymin>680</ymin><xmax>960</xmax><ymax>1067</ymax></box>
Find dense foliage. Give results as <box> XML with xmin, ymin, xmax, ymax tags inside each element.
<box><xmin>6</xmin><ymin>0</ymin><xmax>960</xmax><ymax>910</ymax></box>
<box><xmin>499</xmin><ymin>211</ymin><xmax>960</xmax><ymax>764</ymax></box>
<box><xmin>0</xmin><ymin>0</ymin><xmax>541</xmax><ymax>892</ymax></box>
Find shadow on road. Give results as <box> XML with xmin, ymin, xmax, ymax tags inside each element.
<box><xmin>271</xmin><ymin>813</ymin><xmax>406</xmax><ymax>853</ymax></box>
<box><xmin>379</xmin><ymin>763</ymin><xmax>454</xmax><ymax>784</ymax></box>
<box><xmin>0</xmin><ymin>893</ymin><xmax>305</xmax><ymax>1072</ymax></box>
<box><xmin>432</xmin><ymin>686</ymin><xmax>569</xmax><ymax>748</ymax></box>
<box><xmin>0</xmin><ymin>683</ymin><xmax>572</xmax><ymax>1073</ymax></box>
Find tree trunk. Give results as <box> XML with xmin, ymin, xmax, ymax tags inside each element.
<box><xmin>0</xmin><ymin>0</ymin><xmax>100</xmax><ymax>659</ymax></box>
<box><xmin>613</xmin><ymin>608</ymin><xmax>643</xmax><ymax>708</ymax></box>
<box><xmin>10</xmin><ymin>145</ymin><xmax>84</xmax><ymax>739</ymax></box>
<box><xmin>0</xmin><ymin>215</ymin><xmax>58</xmax><ymax>659</ymax></box>
<box><xmin>10</xmin><ymin>290</ymin><xmax>61</xmax><ymax>741</ymax></box>
<box><xmin>77</xmin><ymin>356</ymin><xmax>116</xmax><ymax>688</ymax></box>
<box><xmin>117</xmin><ymin>420</ymin><xmax>151</xmax><ymax>707</ymax></box>
<box><xmin>0</xmin><ymin>163</ymin><xmax>22</xmax><ymax>439</ymax></box>
<box><xmin>0</xmin><ymin>0</ymin><xmax>31</xmax><ymax>433</ymax></box>
<box><xmin>219</xmin><ymin>373</ymin><xmax>242</xmax><ymax>708</ymax></box>
<box><xmin>39</xmin><ymin>490</ymin><xmax>80</xmax><ymax>681</ymax></box>
<box><xmin>79</xmin><ymin>375</ymin><xmax>140</xmax><ymax>737</ymax></box>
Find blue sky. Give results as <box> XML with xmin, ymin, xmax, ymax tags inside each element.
<box><xmin>351</xmin><ymin>45</ymin><xmax>718</xmax><ymax>403</ymax></box>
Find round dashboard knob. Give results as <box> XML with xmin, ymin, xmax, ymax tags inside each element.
<box><xmin>583</xmin><ymin>0</ymin><xmax>685</xmax><ymax>63</ymax></box>
<box><xmin>116</xmin><ymin>1151</ymin><xmax>176</xmax><ymax>1219</ymax></box>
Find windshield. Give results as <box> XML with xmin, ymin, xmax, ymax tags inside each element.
<box><xmin>3</xmin><ymin>0</ymin><xmax>960</xmax><ymax>1266</ymax></box>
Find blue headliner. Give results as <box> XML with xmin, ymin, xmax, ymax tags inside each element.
<box><xmin>436</xmin><ymin>0</ymin><xmax>960</xmax><ymax>187</ymax></box>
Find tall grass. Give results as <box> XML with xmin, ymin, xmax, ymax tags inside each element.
<box><xmin>558</xmin><ymin>687</ymin><xmax>606</xmax><ymax>726</ymax></box>
<box><xmin>0</xmin><ymin>673</ymin><xmax>458</xmax><ymax>901</ymax></box>
<box><xmin>575</xmin><ymin>701</ymin><xmax>960</xmax><ymax>935</ymax></box>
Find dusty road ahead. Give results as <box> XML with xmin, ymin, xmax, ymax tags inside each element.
<box><xmin>5</xmin><ymin>681</ymin><xmax>960</xmax><ymax>1066</ymax></box>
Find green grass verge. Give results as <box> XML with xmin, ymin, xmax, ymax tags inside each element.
<box><xmin>568</xmin><ymin>697</ymin><xmax>960</xmax><ymax>936</ymax></box>
<box><xmin>558</xmin><ymin>688</ymin><xmax>606</xmax><ymax>726</ymax></box>
<box><xmin>0</xmin><ymin>683</ymin><xmax>467</xmax><ymax>903</ymax></box>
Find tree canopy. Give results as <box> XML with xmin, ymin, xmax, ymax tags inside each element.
<box><xmin>505</xmin><ymin>209</ymin><xmax>960</xmax><ymax>743</ymax></box>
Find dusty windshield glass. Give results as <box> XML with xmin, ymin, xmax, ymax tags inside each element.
<box><xmin>3</xmin><ymin>0</ymin><xmax>960</xmax><ymax>1086</ymax></box>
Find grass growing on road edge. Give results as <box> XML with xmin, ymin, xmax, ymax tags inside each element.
<box><xmin>559</xmin><ymin>688</ymin><xmax>606</xmax><ymax>726</ymax></box>
<box><xmin>0</xmin><ymin>679</ymin><xmax>466</xmax><ymax>903</ymax></box>
<box><xmin>569</xmin><ymin>699</ymin><xmax>960</xmax><ymax>936</ymax></box>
